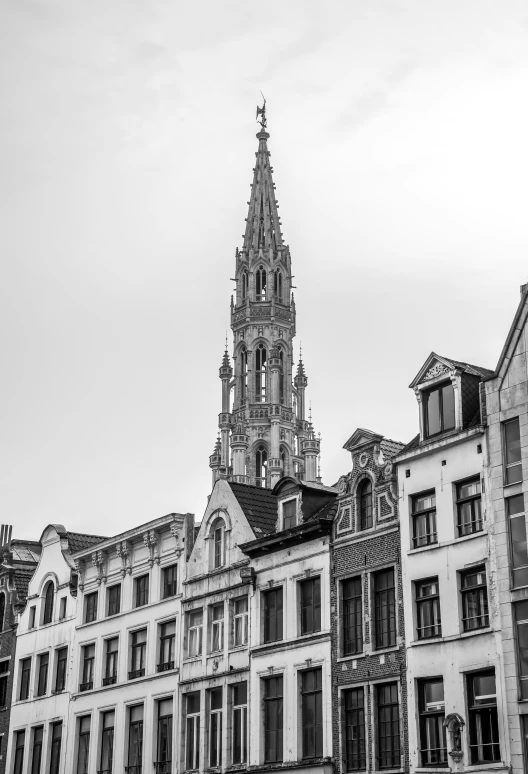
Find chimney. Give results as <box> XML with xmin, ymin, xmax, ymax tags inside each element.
<box><xmin>0</xmin><ymin>525</ymin><xmax>12</xmax><ymax>551</ymax></box>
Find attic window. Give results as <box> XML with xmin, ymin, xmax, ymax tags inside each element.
<box><xmin>424</xmin><ymin>382</ymin><xmax>455</xmax><ymax>438</ymax></box>
<box><xmin>282</xmin><ymin>499</ymin><xmax>296</xmax><ymax>531</ymax></box>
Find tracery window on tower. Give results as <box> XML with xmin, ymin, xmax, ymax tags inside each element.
<box><xmin>279</xmin><ymin>348</ymin><xmax>285</xmax><ymax>404</ymax></box>
<box><xmin>240</xmin><ymin>348</ymin><xmax>248</xmax><ymax>405</ymax></box>
<box><xmin>255</xmin><ymin>344</ymin><xmax>267</xmax><ymax>403</ymax></box>
<box><xmin>280</xmin><ymin>445</ymin><xmax>288</xmax><ymax>475</ymax></box>
<box><xmin>241</xmin><ymin>272</ymin><xmax>248</xmax><ymax>301</ymax></box>
<box><xmin>256</xmin><ymin>267</ymin><xmax>267</xmax><ymax>301</ymax></box>
<box><xmin>274</xmin><ymin>270</ymin><xmax>283</xmax><ymax>303</ymax></box>
<box><xmin>256</xmin><ymin>445</ymin><xmax>268</xmax><ymax>488</ymax></box>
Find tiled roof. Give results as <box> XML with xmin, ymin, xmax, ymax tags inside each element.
<box><xmin>305</xmin><ymin>498</ymin><xmax>338</xmax><ymax>523</ymax></box>
<box><xmin>439</xmin><ymin>356</ymin><xmax>494</xmax><ymax>379</ymax></box>
<box><xmin>14</xmin><ymin>568</ymin><xmax>35</xmax><ymax>601</ymax></box>
<box><xmin>397</xmin><ymin>434</ymin><xmax>420</xmax><ymax>455</ymax></box>
<box><xmin>66</xmin><ymin>532</ymin><xmax>108</xmax><ymax>554</ymax></box>
<box><xmin>229</xmin><ymin>482</ymin><xmax>278</xmax><ymax>537</ymax></box>
<box><xmin>380</xmin><ymin>438</ymin><xmax>406</xmax><ymax>459</ymax></box>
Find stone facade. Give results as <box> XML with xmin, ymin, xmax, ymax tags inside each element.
<box><xmin>331</xmin><ymin>429</ymin><xmax>408</xmax><ymax>774</ymax></box>
<box><xmin>484</xmin><ymin>284</ymin><xmax>528</xmax><ymax>774</ymax></box>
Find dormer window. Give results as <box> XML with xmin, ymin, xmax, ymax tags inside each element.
<box><xmin>42</xmin><ymin>581</ymin><xmax>55</xmax><ymax>625</ymax></box>
<box><xmin>282</xmin><ymin>499</ymin><xmax>296</xmax><ymax>530</ymax></box>
<box><xmin>211</xmin><ymin>518</ymin><xmax>226</xmax><ymax>569</ymax></box>
<box><xmin>358</xmin><ymin>479</ymin><xmax>373</xmax><ymax>531</ymax></box>
<box><xmin>424</xmin><ymin>381</ymin><xmax>455</xmax><ymax>438</ymax></box>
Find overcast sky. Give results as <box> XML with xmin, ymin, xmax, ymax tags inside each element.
<box><xmin>2</xmin><ymin>0</ymin><xmax>528</xmax><ymax>540</ymax></box>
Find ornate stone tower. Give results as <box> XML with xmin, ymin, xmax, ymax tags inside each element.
<box><xmin>209</xmin><ymin>104</ymin><xmax>320</xmax><ymax>489</ymax></box>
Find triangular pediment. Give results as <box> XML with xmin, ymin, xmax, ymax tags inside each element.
<box><xmin>409</xmin><ymin>353</ymin><xmax>455</xmax><ymax>389</ymax></box>
<box><xmin>343</xmin><ymin>427</ymin><xmax>383</xmax><ymax>452</ymax></box>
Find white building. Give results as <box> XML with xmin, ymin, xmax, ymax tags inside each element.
<box><xmin>7</xmin><ymin>525</ymin><xmax>105</xmax><ymax>774</ymax></box>
<box><xmin>64</xmin><ymin>511</ymin><xmax>192</xmax><ymax>774</ymax></box>
<box><xmin>395</xmin><ymin>352</ymin><xmax>509</xmax><ymax>774</ymax></box>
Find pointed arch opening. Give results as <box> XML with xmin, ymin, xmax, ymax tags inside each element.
<box><xmin>279</xmin><ymin>348</ymin><xmax>285</xmax><ymax>404</ymax></box>
<box><xmin>358</xmin><ymin>479</ymin><xmax>373</xmax><ymax>531</ymax></box>
<box><xmin>274</xmin><ymin>269</ymin><xmax>283</xmax><ymax>303</ymax></box>
<box><xmin>256</xmin><ymin>445</ymin><xmax>268</xmax><ymax>488</ymax></box>
<box><xmin>280</xmin><ymin>444</ymin><xmax>289</xmax><ymax>476</ymax></box>
<box><xmin>255</xmin><ymin>344</ymin><xmax>267</xmax><ymax>403</ymax></box>
<box><xmin>241</xmin><ymin>272</ymin><xmax>248</xmax><ymax>301</ymax></box>
<box><xmin>240</xmin><ymin>347</ymin><xmax>248</xmax><ymax>405</ymax></box>
<box><xmin>42</xmin><ymin>580</ymin><xmax>55</xmax><ymax>625</ymax></box>
<box><xmin>256</xmin><ymin>266</ymin><xmax>267</xmax><ymax>301</ymax></box>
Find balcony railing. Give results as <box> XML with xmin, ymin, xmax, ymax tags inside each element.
<box><xmin>79</xmin><ymin>681</ymin><xmax>93</xmax><ymax>692</ymax></box>
<box><xmin>157</xmin><ymin>661</ymin><xmax>175</xmax><ymax>673</ymax></box>
<box><xmin>102</xmin><ymin>675</ymin><xmax>117</xmax><ymax>686</ymax></box>
<box><xmin>154</xmin><ymin>762</ymin><xmax>171</xmax><ymax>773</ymax></box>
<box><xmin>128</xmin><ymin>668</ymin><xmax>145</xmax><ymax>680</ymax></box>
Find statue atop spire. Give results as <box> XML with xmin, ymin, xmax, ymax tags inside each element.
<box><xmin>256</xmin><ymin>94</ymin><xmax>267</xmax><ymax>131</ymax></box>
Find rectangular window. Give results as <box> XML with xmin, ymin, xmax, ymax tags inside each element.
<box><xmin>135</xmin><ymin>574</ymin><xmax>149</xmax><ymax>608</ymax></box>
<box><xmin>77</xmin><ymin>716</ymin><xmax>90</xmax><ymax>774</ymax></box>
<box><xmin>283</xmin><ymin>499</ymin><xmax>296</xmax><ymax>530</ymax></box>
<box><xmin>211</xmin><ymin>604</ymin><xmax>224</xmax><ymax>653</ymax></box>
<box><xmin>186</xmin><ymin>692</ymin><xmax>201</xmax><ymax>770</ymax></box>
<box><xmin>419</xmin><ymin>679</ymin><xmax>447</xmax><ymax>766</ymax></box>
<box><xmin>342</xmin><ymin>577</ymin><xmax>363</xmax><ymax>656</ymax></box>
<box><xmin>232</xmin><ymin>682</ymin><xmax>247</xmax><ymax>765</ymax></box>
<box><xmin>504</xmin><ymin>417</ymin><xmax>522</xmax><ymax>484</ymax></box>
<box><xmin>233</xmin><ymin>597</ymin><xmax>248</xmax><ymax>647</ymax></box>
<box><xmin>467</xmin><ymin>670</ymin><xmax>500</xmax><ymax>763</ymax></box>
<box><xmin>516</xmin><ymin>601</ymin><xmax>528</xmax><ymax>699</ymax></box>
<box><xmin>209</xmin><ymin>688</ymin><xmax>223</xmax><ymax>768</ymax></box>
<box><xmin>264</xmin><ymin>675</ymin><xmax>283</xmax><ymax>763</ymax></box>
<box><xmin>263</xmin><ymin>587</ymin><xmax>283</xmax><ymax>643</ymax></box>
<box><xmin>49</xmin><ymin>722</ymin><xmax>62</xmax><ymax>774</ymax></box>
<box><xmin>130</xmin><ymin>629</ymin><xmax>147</xmax><ymax>679</ymax></box>
<box><xmin>461</xmin><ymin>567</ymin><xmax>489</xmax><ymax>631</ymax></box>
<box><xmin>374</xmin><ymin>569</ymin><xmax>396</xmax><ymax>650</ymax></box>
<box><xmin>412</xmin><ymin>492</ymin><xmax>437</xmax><ymax>548</ymax></box>
<box><xmin>84</xmin><ymin>592</ymin><xmax>98</xmax><ymax>624</ymax></box>
<box><xmin>13</xmin><ymin>730</ymin><xmax>25</xmax><ymax>774</ymax></box>
<box><xmin>156</xmin><ymin>698</ymin><xmax>173</xmax><ymax>773</ymax></box>
<box><xmin>158</xmin><ymin>620</ymin><xmax>176</xmax><ymax>671</ymax></box>
<box><xmin>128</xmin><ymin>705</ymin><xmax>144</xmax><ymax>773</ymax></box>
<box><xmin>106</xmin><ymin>585</ymin><xmax>121</xmax><ymax>617</ymax></box>
<box><xmin>424</xmin><ymin>382</ymin><xmax>455</xmax><ymax>437</ymax></box>
<box><xmin>58</xmin><ymin>597</ymin><xmax>67</xmax><ymax>620</ymax></box>
<box><xmin>416</xmin><ymin>578</ymin><xmax>442</xmax><ymax>639</ymax></box>
<box><xmin>188</xmin><ymin>610</ymin><xmax>203</xmax><ymax>657</ymax></box>
<box><xmin>54</xmin><ymin>647</ymin><xmax>67</xmax><ymax>693</ymax></box>
<box><xmin>456</xmin><ymin>477</ymin><xmax>483</xmax><ymax>537</ymax></box>
<box><xmin>301</xmin><ymin>668</ymin><xmax>323</xmax><ymax>759</ymax></box>
<box><xmin>214</xmin><ymin>526</ymin><xmax>224</xmax><ymax>569</ymax></box>
<box><xmin>0</xmin><ymin>675</ymin><xmax>6</xmax><ymax>707</ymax></box>
<box><xmin>36</xmin><ymin>652</ymin><xmax>49</xmax><ymax>697</ymax></box>
<box><xmin>100</xmin><ymin>710</ymin><xmax>114</xmax><ymax>774</ymax></box>
<box><xmin>377</xmin><ymin>682</ymin><xmax>401</xmax><ymax>769</ymax></box>
<box><xmin>300</xmin><ymin>577</ymin><xmax>321</xmax><ymax>635</ymax></box>
<box><xmin>344</xmin><ymin>687</ymin><xmax>366</xmax><ymax>771</ymax></box>
<box><xmin>508</xmin><ymin>494</ymin><xmax>528</xmax><ymax>588</ymax></box>
<box><xmin>19</xmin><ymin>657</ymin><xmax>31</xmax><ymax>700</ymax></box>
<box><xmin>80</xmin><ymin>644</ymin><xmax>95</xmax><ymax>691</ymax></box>
<box><xmin>162</xmin><ymin>564</ymin><xmax>178</xmax><ymax>599</ymax></box>
<box><xmin>103</xmin><ymin>637</ymin><xmax>118</xmax><ymax>685</ymax></box>
<box><xmin>28</xmin><ymin>606</ymin><xmax>36</xmax><ymax>629</ymax></box>
<box><xmin>30</xmin><ymin>726</ymin><xmax>43</xmax><ymax>774</ymax></box>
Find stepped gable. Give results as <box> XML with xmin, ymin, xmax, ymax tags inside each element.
<box><xmin>229</xmin><ymin>481</ymin><xmax>278</xmax><ymax>537</ymax></box>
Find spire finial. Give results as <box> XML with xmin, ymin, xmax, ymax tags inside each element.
<box><xmin>256</xmin><ymin>93</ymin><xmax>267</xmax><ymax>131</ymax></box>
<box><xmin>308</xmin><ymin>401</ymin><xmax>312</xmax><ymax>424</ymax></box>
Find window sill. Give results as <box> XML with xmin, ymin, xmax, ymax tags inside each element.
<box><xmin>337</xmin><ymin>653</ymin><xmax>366</xmax><ymax>663</ymax></box>
<box><xmin>463</xmin><ymin>764</ymin><xmax>508</xmax><ymax>772</ymax></box>
<box><xmin>229</xmin><ymin>644</ymin><xmax>248</xmax><ymax>653</ymax></box>
<box><xmin>183</xmin><ymin>656</ymin><xmax>203</xmax><ymax>663</ymax></box>
<box><xmin>75</xmin><ymin>594</ymin><xmax>182</xmax><ymax>629</ymax></box>
<box><xmin>408</xmin><ymin>530</ymin><xmax>486</xmax><ymax>555</ymax></box>
<box><xmin>415</xmin><ymin>768</ymin><xmax>449</xmax><ymax>772</ymax></box>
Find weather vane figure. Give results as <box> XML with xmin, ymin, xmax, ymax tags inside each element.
<box><xmin>256</xmin><ymin>92</ymin><xmax>267</xmax><ymax>130</ymax></box>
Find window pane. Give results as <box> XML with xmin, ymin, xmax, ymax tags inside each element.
<box><xmin>441</xmin><ymin>384</ymin><xmax>455</xmax><ymax>430</ymax></box>
<box><xmin>426</xmin><ymin>389</ymin><xmax>441</xmax><ymax>436</ymax></box>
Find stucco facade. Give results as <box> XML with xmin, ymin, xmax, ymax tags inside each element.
<box><xmin>395</xmin><ymin>353</ymin><xmax>509</xmax><ymax>774</ymax></box>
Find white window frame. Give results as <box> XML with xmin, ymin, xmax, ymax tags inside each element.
<box><xmin>210</xmin><ymin>604</ymin><xmax>224</xmax><ymax>653</ymax></box>
<box><xmin>233</xmin><ymin>597</ymin><xmax>248</xmax><ymax>647</ymax></box>
<box><xmin>188</xmin><ymin>610</ymin><xmax>203</xmax><ymax>658</ymax></box>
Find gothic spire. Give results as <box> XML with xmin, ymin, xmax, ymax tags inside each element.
<box><xmin>242</xmin><ymin>105</ymin><xmax>283</xmax><ymax>253</ymax></box>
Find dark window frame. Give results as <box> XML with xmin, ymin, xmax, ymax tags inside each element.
<box><xmin>54</xmin><ymin>647</ymin><xmax>67</xmax><ymax>693</ymax></box>
<box><xmin>300</xmin><ymin>577</ymin><xmax>321</xmax><ymax>636</ymax></box>
<box><xmin>134</xmin><ymin>574</ymin><xmax>149</xmax><ymax>608</ymax></box>
<box><xmin>301</xmin><ymin>668</ymin><xmax>323</xmax><ymax>759</ymax></box>
<box><xmin>185</xmin><ymin>692</ymin><xmax>200</xmax><ymax>771</ymax></box>
<box><xmin>104</xmin><ymin>637</ymin><xmax>118</xmax><ymax>685</ymax></box>
<box><xmin>30</xmin><ymin>725</ymin><xmax>43</xmax><ymax>774</ymax></box>
<box><xmin>411</xmin><ymin>491</ymin><xmax>437</xmax><ymax>548</ymax></box>
<box><xmin>504</xmin><ymin>417</ymin><xmax>522</xmax><ymax>485</ymax></box>
<box><xmin>14</xmin><ymin>729</ymin><xmax>26</xmax><ymax>774</ymax></box>
<box><xmin>36</xmin><ymin>652</ymin><xmax>49</xmax><ymax>697</ymax></box>
<box><xmin>107</xmin><ymin>584</ymin><xmax>121</xmax><ymax>617</ymax></box>
<box><xmin>418</xmin><ymin>678</ymin><xmax>447</xmax><ymax>767</ymax></box>
<box><xmin>232</xmin><ymin>682</ymin><xmax>248</xmax><ymax>765</ymax></box>
<box><xmin>127</xmin><ymin>704</ymin><xmax>144</xmax><ymax>773</ymax></box>
<box><xmin>342</xmin><ymin>576</ymin><xmax>363</xmax><ymax>656</ymax></box>
<box><xmin>80</xmin><ymin>643</ymin><xmax>95</xmax><ymax>691</ymax></box>
<box><xmin>263</xmin><ymin>675</ymin><xmax>283</xmax><ymax>763</ymax></box>
<box><xmin>158</xmin><ymin>620</ymin><xmax>176</xmax><ymax>671</ymax></box>
<box><xmin>376</xmin><ymin>682</ymin><xmax>401</xmax><ymax>769</ymax></box>
<box><xmin>100</xmin><ymin>709</ymin><xmax>115</xmax><ymax>774</ymax></box>
<box><xmin>508</xmin><ymin>494</ymin><xmax>528</xmax><ymax>588</ymax></box>
<box><xmin>19</xmin><ymin>657</ymin><xmax>31</xmax><ymax>700</ymax></box>
<box><xmin>49</xmin><ymin>722</ymin><xmax>62</xmax><ymax>774</ymax></box>
<box><xmin>84</xmin><ymin>591</ymin><xmax>98</xmax><ymax>624</ymax></box>
<box><xmin>423</xmin><ymin>381</ymin><xmax>456</xmax><ymax>438</ymax></box>
<box><xmin>461</xmin><ymin>566</ymin><xmax>489</xmax><ymax>632</ymax></box>
<box><xmin>263</xmin><ymin>587</ymin><xmax>283</xmax><ymax>644</ymax></box>
<box><xmin>343</xmin><ymin>687</ymin><xmax>366</xmax><ymax>772</ymax></box>
<box><xmin>209</xmin><ymin>687</ymin><xmax>223</xmax><ymax>768</ymax></box>
<box><xmin>358</xmin><ymin>479</ymin><xmax>373</xmax><ymax>531</ymax></box>
<box><xmin>373</xmin><ymin>568</ymin><xmax>396</xmax><ymax>650</ymax></box>
<box><xmin>42</xmin><ymin>583</ymin><xmax>54</xmax><ymax>625</ymax></box>
<box><xmin>282</xmin><ymin>499</ymin><xmax>296</xmax><ymax>530</ymax></box>
<box><xmin>162</xmin><ymin>565</ymin><xmax>178</xmax><ymax>599</ymax></box>
<box><xmin>156</xmin><ymin>698</ymin><xmax>173</xmax><ymax>773</ymax></box>
<box><xmin>456</xmin><ymin>477</ymin><xmax>483</xmax><ymax>537</ymax></box>
<box><xmin>467</xmin><ymin>670</ymin><xmax>500</xmax><ymax>764</ymax></box>
<box><xmin>416</xmin><ymin>578</ymin><xmax>442</xmax><ymax>640</ymax></box>
<box><xmin>76</xmin><ymin>715</ymin><xmax>91</xmax><ymax>774</ymax></box>
<box><xmin>130</xmin><ymin>629</ymin><xmax>147</xmax><ymax>679</ymax></box>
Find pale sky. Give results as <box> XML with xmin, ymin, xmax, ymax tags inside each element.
<box><xmin>2</xmin><ymin>0</ymin><xmax>528</xmax><ymax>540</ymax></box>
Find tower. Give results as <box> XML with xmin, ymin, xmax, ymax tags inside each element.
<box><xmin>210</xmin><ymin>104</ymin><xmax>320</xmax><ymax>488</ymax></box>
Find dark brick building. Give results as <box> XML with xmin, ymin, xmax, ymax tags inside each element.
<box><xmin>331</xmin><ymin>429</ymin><xmax>408</xmax><ymax>774</ymax></box>
<box><xmin>0</xmin><ymin>525</ymin><xmax>40</xmax><ymax>774</ymax></box>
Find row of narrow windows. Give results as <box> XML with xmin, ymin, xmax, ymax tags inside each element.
<box><xmin>240</xmin><ymin>345</ymin><xmax>284</xmax><ymax>404</ymax></box>
<box><xmin>241</xmin><ymin>268</ymin><xmax>283</xmax><ymax>303</ymax></box>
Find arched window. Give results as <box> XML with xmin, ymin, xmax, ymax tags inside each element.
<box><xmin>358</xmin><ymin>479</ymin><xmax>373</xmax><ymax>531</ymax></box>
<box><xmin>255</xmin><ymin>344</ymin><xmax>267</xmax><ymax>402</ymax></box>
<box><xmin>256</xmin><ymin>446</ymin><xmax>268</xmax><ymax>488</ymax></box>
<box><xmin>280</xmin><ymin>445</ymin><xmax>288</xmax><ymax>476</ymax></box>
<box><xmin>240</xmin><ymin>347</ymin><xmax>248</xmax><ymax>404</ymax></box>
<box><xmin>274</xmin><ymin>270</ymin><xmax>283</xmax><ymax>302</ymax></box>
<box><xmin>43</xmin><ymin>581</ymin><xmax>55</xmax><ymax>625</ymax></box>
<box><xmin>0</xmin><ymin>594</ymin><xmax>5</xmax><ymax>632</ymax></box>
<box><xmin>241</xmin><ymin>272</ymin><xmax>248</xmax><ymax>301</ymax></box>
<box><xmin>211</xmin><ymin>517</ymin><xmax>226</xmax><ymax>569</ymax></box>
<box><xmin>256</xmin><ymin>267</ymin><xmax>267</xmax><ymax>301</ymax></box>
<box><xmin>279</xmin><ymin>348</ymin><xmax>285</xmax><ymax>404</ymax></box>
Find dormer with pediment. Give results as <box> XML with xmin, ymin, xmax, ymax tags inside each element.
<box><xmin>334</xmin><ymin>428</ymin><xmax>403</xmax><ymax>538</ymax></box>
<box><xmin>409</xmin><ymin>352</ymin><xmax>494</xmax><ymax>446</ymax></box>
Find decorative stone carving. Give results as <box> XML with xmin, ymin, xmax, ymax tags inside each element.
<box><xmin>143</xmin><ymin>530</ymin><xmax>160</xmax><ymax>567</ymax></box>
<box><xmin>116</xmin><ymin>540</ymin><xmax>131</xmax><ymax>577</ymax></box>
<box><xmin>443</xmin><ymin>713</ymin><xmax>465</xmax><ymax>762</ymax></box>
<box><xmin>359</xmin><ymin>453</ymin><xmax>369</xmax><ymax>468</ymax></box>
<box><xmin>91</xmin><ymin>550</ymin><xmax>108</xmax><ymax>585</ymax></box>
<box><xmin>424</xmin><ymin>363</ymin><xmax>450</xmax><ymax>381</ymax></box>
<box><xmin>384</xmin><ymin>462</ymin><xmax>393</xmax><ymax>478</ymax></box>
<box><xmin>74</xmin><ymin>559</ymin><xmax>86</xmax><ymax>592</ymax></box>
